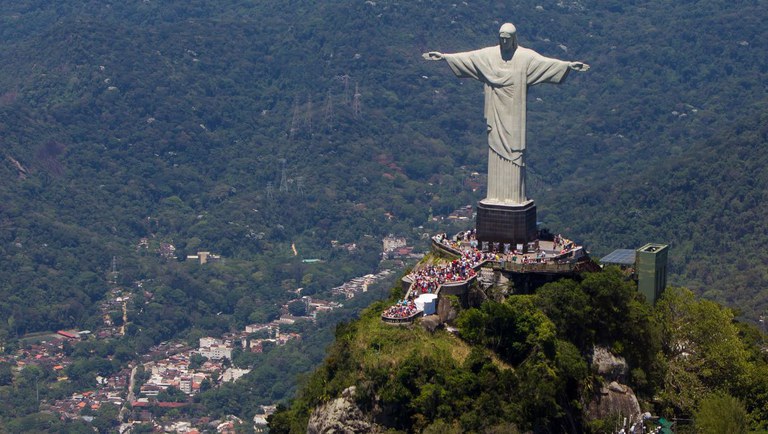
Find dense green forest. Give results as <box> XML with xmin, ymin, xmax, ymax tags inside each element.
<box><xmin>0</xmin><ymin>0</ymin><xmax>767</xmax><ymax>429</ymax></box>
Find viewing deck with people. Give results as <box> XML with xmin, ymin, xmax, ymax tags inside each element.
<box><xmin>381</xmin><ymin>230</ymin><xmax>593</xmax><ymax>324</ymax></box>
<box><xmin>433</xmin><ymin>230</ymin><xmax>590</xmax><ymax>274</ymax></box>
<box><xmin>380</xmin><ymin>300</ymin><xmax>421</xmax><ymax>324</ymax></box>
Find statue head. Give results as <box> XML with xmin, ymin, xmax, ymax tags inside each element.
<box><xmin>498</xmin><ymin>23</ymin><xmax>518</xmax><ymax>53</ymax></box>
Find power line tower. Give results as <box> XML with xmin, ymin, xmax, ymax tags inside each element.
<box><xmin>337</xmin><ymin>74</ymin><xmax>351</xmax><ymax>104</ymax></box>
<box><xmin>266</xmin><ymin>182</ymin><xmax>274</xmax><ymax>200</ymax></box>
<box><xmin>279</xmin><ymin>158</ymin><xmax>290</xmax><ymax>193</ymax></box>
<box><xmin>289</xmin><ymin>96</ymin><xmax>301</xmax><ymax>140</ymax></box>
<box><xmin>109</xmin><ymin>256</ymin><xmax>119</xmax><ymax>285</ymax></box>
<box><xmin>305</xmin><ymin>94</ymin><xmax>313</xmax><ymax>135</ymax></box>
<box><xmin>324</xmin><ymin>89</ymin><xmax>334</xmax><ymax>127</ymax></box>
<box><xmin>295</xmin><ymin>176</ymin><xmax>305</xmax><ymax>196</ymax></box>
<box><xmin>352</xmin><ymin>82</ymin><xmax>362</xmax><ymax>120</ymax></box>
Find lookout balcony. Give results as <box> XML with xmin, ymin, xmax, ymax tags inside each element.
<box><xmin>381</xmin><ymin>230</ymin><xmax>598</xmax><ymax>325</ymax></box>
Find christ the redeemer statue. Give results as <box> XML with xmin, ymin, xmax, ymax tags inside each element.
<box><xmin>423</xmin><ymin>23</ymin><xmax>589</xmax><ymax>206</ymax></box>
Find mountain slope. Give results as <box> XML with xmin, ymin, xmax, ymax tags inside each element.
<box><xmin>0</xmin><ymin>0</ymin><xmax>766</xmax><ymax>419</ymax></box>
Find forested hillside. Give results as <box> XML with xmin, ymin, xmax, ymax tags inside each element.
<box><xmin>271</xmin><ymin>272</ymin><xmax>768</xmax><ymax>433</ymax></box>
<box><xmin>0</xmin><ymin>0</ymin><xmax>767</xmax><ymax>429</ymax></box>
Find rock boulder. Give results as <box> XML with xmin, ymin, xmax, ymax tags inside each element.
<box><xmin>306</xmin><ymin>386</ymin><xmax>382</xmax><ymax>434</ymax></box>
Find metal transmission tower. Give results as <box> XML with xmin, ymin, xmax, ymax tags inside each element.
<box><xmin>109</xmin><ymin>256</ymin><xmax>119</xmax><ymax>285</ymax></box>
<box><xmin>323</xmin><ymin>90</ymin><xmax>334</xmax><ymax>127</ymax></box>
<box><xmin>295</xmin><ymin>176</ymin><xmax>305</xmax><ymax>196</ymax></box>
<box><xmin>337</xmin><ymin>74</ymin><xmax>351</xmax><ymax>104</ymax></box>
<box><xmin>266</xmin><ymin>182</ymin><xmax>274</xmax><ymax>200</ymax></box>
<box><xmin>305</xmin><ymin>94</ymin><xmax>313</xmax><ymax>135</ymax></box>
<box><xmin>352</xmin><ymin>82</ymin><xmax>362</xmax><ymax>120</ymax></box>
<box><xmin>289</xmin><ymin>96</ymin><xmax>301</xmax><ymax>140</ymax></box>
<box><xmin>279</xmin><ymin>158</ymin><xmax>289</xmax><ymax>192</ymax></box>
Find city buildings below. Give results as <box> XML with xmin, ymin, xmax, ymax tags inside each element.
<box><xmin>157</xmin><ymin>242</ymin><xmax>177</xmax><ymax>260</ymax></box>
<box><xmin>330</xmin><ymin>240</ymin><xmax>358</xmax><ymax>252</ymax></box>
<box><xmin>222</xmin><ymin>368</ymin><xmax>251</xmax><ymax>383</ymax></box>
<box><xmin>430</xmin><ymin>204</ymin><xmax>475</xmax><ymax>222</ymax></box>
<box><xmin>253</xmin><ymin>405</ymin><xmax>277</xmax><ymax>433</ymax></box>
<box><xmin>199</xmin><ymin>337</ymin><xmax>234</xmax><ymax>360</ymax></box>
<box><xmin>331</xmin><ymin>269</ymin><xmax>394</xmax><ymax>299</ymax></box>
<box><xmin>381</xmin><ymin>234</ymin><xmax>423</xmax><ymax>260</ymax></box>
<box><xmin>9</xmin><ymin>253</ymin><xmax>400</xmax><ymax>431</ymax></box>
<box><xmin>382</xmin><ymin>234</ymin><xmax>407</xmax><ymax>252</ymax></box>
<box><xmin>186</xmin><ymin>251</ymin><xmax>222</xmax><ymax>264</ymax></box>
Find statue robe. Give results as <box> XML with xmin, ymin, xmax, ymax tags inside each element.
<box><xmin>443</xmin><ymin>46</ymin><xmax>571</xmax><ymax>204</ymax></box>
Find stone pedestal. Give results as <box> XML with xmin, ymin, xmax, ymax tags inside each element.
<box><xmin>476</xmin><ymin>200</ymin><xmax>537</xmax><ymax>250</ymax></box>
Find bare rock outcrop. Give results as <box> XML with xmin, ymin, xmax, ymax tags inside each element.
<box><xmin>306</xmin><ymin>386</ymin><xmax>382</xmax><ymax>434</ymax></box>
<box><xmin>420</xmin><ymin>315</ymin><xmax>442</xmax><ymax>333</ymax></box>
<box><xmin>437</xmin><ymin>295</ymin><xmax>459</xmax><ymax>324</ymax></box>
<box><xmin>586</xmin><ymin>380</ymin><xmax>642</xmax><ymax>422</ymax></box>
<box><xmin>585</xmin><ymin>347</ymin><xmax>641</xmax><ymax>423</ymax></box>
<box><xmin>591</xmin><ymin>346</ymin><xmax>628</xmax><ymax>382</ymax></box>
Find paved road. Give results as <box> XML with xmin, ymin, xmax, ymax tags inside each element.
<box><xmin>120</xmin><ymin>364</ymin><xmax>138</xmax><ymax>420</ymax></box>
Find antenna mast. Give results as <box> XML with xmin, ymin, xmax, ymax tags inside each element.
<box><xmin>352</xmin><ymin>82</ymin><xmax>362</xmax><ymax>120</ymax></box>
<box><xmin>289</xmin><ymin>96</ymin><xmax>300</xmax><ymax>140</ymax></box>
<box><xmin>305</xmin><ymin>94</ymin><xmax>313</xmax><ymax>135</ymax></box>
<box><xmin>324</xmin><ymin>90</ymin><xmax>334</xmax><ymax>128</ymax></box>
<box><xmin>337</xmin><ymin>74</ymin><xmax>351</xmax><ymax>104</ymax></box>
<box><xmin>279</xmin><ymin>158</ymin><xmax>289</xmax><ymax>193</ymax></box>
<box><xmin>109</xmin><ymin>256</ymin><xmax>119</xmax><ymax>285</ymax></box>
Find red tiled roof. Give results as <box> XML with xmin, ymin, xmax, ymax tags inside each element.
<box><xmin>157</xmin><ymin>402</ymin><xmax>187</xmax><ymax>408</ymax></box>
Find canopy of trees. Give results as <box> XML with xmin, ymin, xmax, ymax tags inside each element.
<box><xmin>271</xmin><ymin>271</ymin><xmax>768</xmax><ymax>433</ymax></box>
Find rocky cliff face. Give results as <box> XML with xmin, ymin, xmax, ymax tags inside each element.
<box><xmin>585</xmin><ymin>346</ymin><xmax>642</xmax><ymax>423</ymax></box>
<box><xmin>586</xmin><ymin>380</ymin><xmax>642</xmax><ymax>422</ymax></box>
<box><xmin>306</xmin><ymin>387</ymin><xmax>382</xmax><ymax>434</ymax></box>
<box><xmin>591</xmin><ymin>346</ymin><xmax>629</xmax><ymax>382</ymax></box>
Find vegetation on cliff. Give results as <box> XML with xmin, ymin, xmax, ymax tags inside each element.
<box><xmin>270</xmin><ymin>269</ymin><xmax>768</xmax><ymax>433</ymax></box>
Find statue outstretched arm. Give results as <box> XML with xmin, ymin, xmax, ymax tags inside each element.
<box><xmin>569</xmin><ymin>61</ymin><xmax>590</xmax><ymax>72</ymax></box>
<box><xmin>422</xmin><ymin>51</ymin><xmax>444</xmax><ymax>61</ymax></box>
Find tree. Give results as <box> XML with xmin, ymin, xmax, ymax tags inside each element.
<box><xmin>656</xmin><ymin>287</ymin><xmax>750</xmax><ymax>415</ymax></box>
<box><xmin>694</xmin><ymin>393</ymin><xmax>748</xmax><ymax>434</ymax></box>
<box><xmin>92</xmin><ymin>403</ymin><xmax>120</xmax><ymax>433</ymax></box>
<box><xmin>189</xmin><ymin>353</ymin><xmax>208</xmax><ymax>370</ymax></box>
<box><xmin>157</xmin><ymin>386</ymin><xmax>188</xmax><ymax>403</ymax></box>
<box><xmin>456</xmin><ymin>296</ymin><xmax>556</xmax><ymax>365</ymax></box>
<box><xmin>535</xmin><ymin>279</ymin><xmax>592</xmax><ymax>349</ymax></box>
<box><xmin>288</xmin><ymin>300</ymin><xmax>307</xmax><ymax>317</ymax></box>
<box><xmin>0</xmin><ymin>362</ymin><xmax>13</xmax><ymax>386</ymax></box>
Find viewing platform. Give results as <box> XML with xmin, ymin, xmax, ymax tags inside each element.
<box><xmin>381</xmin><ymin>230</ymin><xmax>596</xmax><ymax>324</ymax></box>
<box><xmin>381</xmin><ymin>299</ymin><xmax>423</xmax><ymax>324</ymax></box>
<box><xmin>432</xmin><ymin>231</ymin><xmax>595</xmax><ymax>275</ymax></box>
<box><xmin>381</xmin><ymin>235</ymin><xmax>486</xmax><ymax>324</ymax></box>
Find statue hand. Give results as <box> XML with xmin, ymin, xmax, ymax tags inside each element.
<box><xmin>422</xmin><ymin>51</ymin><xmax>444</xmax><ymax>61</ymax></box>
<box><xmin>569</xmin><ymin>61</ymin><xmax>590</xmax><ymax>72</ymax></box>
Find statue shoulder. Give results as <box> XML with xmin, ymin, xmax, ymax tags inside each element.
<box><xmin>452</xmin><ymin>46</ymin><xmax>497</xmax><ymax>56</ymax></box>
<box><xmin>514</xmin><ymin>46</ymin><xmax>538</xmax><ymax>58</ymax></box>
<box><xmin>478</xmin><ymin>46</ymin><xmax>499</xmax><ymax>55</ymax></box>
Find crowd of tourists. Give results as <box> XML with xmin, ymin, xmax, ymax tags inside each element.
<box><xmin>436</xmin><ymin>230</ymin><xmax>580</xmax><ymax>265</ymax></box>
<box><xmin>408</xmin><ymin>256</ymin><xmax>479</xmax><ymax>295</ymax></box>
<box><xmin>381</xmin><ymin>236</ymin><xmax>486</xmax><ymax>320</ymax></box>
<box><xmin>382</xmin><ymin>231</ymin><xmax>582</xmax><ymax>321</ymax></box>
<box><xmin>553</xmin><ymin>233</ymin><xmax>576</xmax><ymax>254</ymax></box>
<box><xmin>381</xmin><ymin>299</ymin><xmax>419</xmax><ymax>319</ymax></box>
<box><xmin>407</xmin><ymin>232</ymin><xmax>494</xmax><ymax>296</ymax></box>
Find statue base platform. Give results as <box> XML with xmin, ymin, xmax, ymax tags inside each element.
<box><xmin>476</xmin><ymin>200</ymin><xmax>537</xmax><ymax>251</ymax></box>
